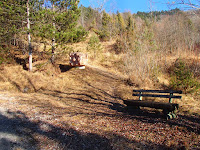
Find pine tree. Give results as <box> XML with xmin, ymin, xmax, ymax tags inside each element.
<box><xmin>117</xmin><ymin>11</ymin><xmax>125</xmax><ymax>33</ymax></box>
<box><xmin>0</xmin><ymin>0</ymin><xmax>26</xmax><ymax>44</ymax></box>
<box><xmin>55</xmin><ymin>0</ymin><xmax>81</xmax><ymax>43</ymax></box>
<box><xmin>34</xmin><ymin>0</ymin><xmax>85</xmax><ymax>43</ymax></box>
<box><xmin>126</xmin><ymin>13</ymin><xmax>135</xmax><ymax>33</ymax></box>
<box><xmin>31</xmin><ymin>0</ymin><xmax>87</xmax><ymax>63</ymax></box>
<box><xmin>100</xmin><ymin>10</ymin><xmax>111</xmax><ymax>41</ymax></box>
<box><xmin>102</xmin><ymin>10</ymin><xmax>110</xmax><ymax>28</ymax></box>
<box><xmin>0</xmin><ymin>0</ymin><xmax>45</xmax><ymax>70</ymax></box>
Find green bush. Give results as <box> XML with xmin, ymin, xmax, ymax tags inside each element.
<box><xmin>95</xmin><ymin>29</ymin><xmax>110</xmax><ymax>41</ymax></box>
<box><xmin>87</xmin><ymin>34</ymin><xmax>102</xmax><ymax>58</ymax></box>
<box><xmin>55</xmin><ymin>26</ymin><xmax>88</xmax><ymax>44</ymax></box>
<box><xmin>70</xmin><ymin>26</ymin><xmax>88</xmax><ymax>43</ymax></box>
<box><xmin>170</xmin><ymin>59</ymin><xmax>200</xmax><ymax>93</ymax></box>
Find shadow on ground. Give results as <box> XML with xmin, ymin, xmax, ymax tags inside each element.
<box><xmin>0</xmin><ymin>110</ymin><xmax>174</xmax><ymax>150</ymax></box>
<box><xmin>59</xmin><ymin>64</ymin><xmax>74</xmax><ymax>72</ymax></box>
<box><xmin>41</xmin><ymin>85</ymin><xmax>200</xmax><ymax>136</ymax></box>
<box><xmin>5</xmin><ymin>63</ymin><xmax>198</xmax><ymax>149</ymax></box>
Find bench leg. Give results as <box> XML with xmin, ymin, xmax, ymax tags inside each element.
<box><xmin>163</xmin><ymin>110</ymin><xmax>175</xmax><ymax>119</ymax></box>
<box><xmin>167</xmin><ymin>113</ymin><xmax>173</xmax><ymax>120</ymax></box>
<box><xmin>163</xmin><ymin>109</ymin><xmax>178</xmax><ymax>120</ymax></box>
<box><xmin>172</xmin><ymin>107</ymin><xmax>178</xmax><ymax>118</ymax></box>
<box><xmin>171</xmin><ymin>112</ymin><xmax>177</xmax><ymax>118</ymax></box>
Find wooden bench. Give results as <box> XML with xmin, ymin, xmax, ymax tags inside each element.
<box><xmin>123</xmin><ymin>90</ymin><xmax>182</xmax><ymax>119</ymax></box>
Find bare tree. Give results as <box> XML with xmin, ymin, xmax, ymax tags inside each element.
<box><xmin>51</xmin><ymin>1</ymin><xmax>55</xmax><ymax>64</ymax></box>
<box><xmin>89</xmin><ymin>0</ymin><xmax>108</xmax><ymax>28</ymax></box>
<box><xmin>90</xmin><ymin>0</ymin><xmax>108</xmax><ymax>12</ymax></box>
<box><xmin>27</xmin><ymin>0</ymin><xmax>32</xmax><ymax>71</ymax></box>
<box><xmin>167</xmin><ymin>0</ymin><xmax>200</xmax><ymax>10</ymax></box>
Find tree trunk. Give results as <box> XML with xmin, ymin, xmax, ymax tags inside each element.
<box><xmin>51</xmin><ymin>2</ymin><xmax>55</xmax><ymax>64</ymax></box>
<box><xmin>27</xmin><ymin>0</ymin><xmax>32</xmax><ymax>71</ymax></box>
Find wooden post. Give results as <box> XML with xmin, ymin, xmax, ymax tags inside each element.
<box><xmin>139</xmin><ymin>92</ymin><xmax>142</xmax><ymax>100</ymax></box>
<box><xmin>169</xmin><ymin>92</ymin><xmax>173</xmax><ymax>103</ymax></box>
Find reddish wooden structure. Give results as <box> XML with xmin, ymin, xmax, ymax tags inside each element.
<box><xmin>69</xmin><ymin>52</ymin><xmax>88</xmax><ymax>67</ymax></box>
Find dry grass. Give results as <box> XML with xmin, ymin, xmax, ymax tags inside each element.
<box><xmin>0</xmin><ymin>37</ymin><xmax>199</xmax><ymax>113</ymax></box>
<box><xmin>0</xmin><ymin>37</ymin><xmax>199</xmax><ymax>149</ymax></box>
<box><xmin>0</xmin><ymin>80</ymin><xmax>199</xmax><ymax>149</ymax></box>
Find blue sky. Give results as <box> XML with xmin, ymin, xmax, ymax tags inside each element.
<box><xmin>79</xmin><ymin>0</ymin><xmax>171</xmax><ymax>13</ymax></box>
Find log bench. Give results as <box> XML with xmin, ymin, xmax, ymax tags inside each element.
<box><xmin>123</xmin><ymin>90</ymin><xmax>182</xmax><ymax>119</ymax></box>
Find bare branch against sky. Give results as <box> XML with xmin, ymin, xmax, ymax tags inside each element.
<box><xmin>167</xmin><ymin>0</ymin><xmax>200</xmax><ymax>10</ymax></box>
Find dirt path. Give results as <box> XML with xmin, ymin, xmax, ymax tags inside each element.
<box><xmin>0</xmin><ymin>93</ymin><xmax>37</xmax><ymax>150</ymax></box>
<box><xmin>0</xmin><ymin>107</ymin><xmax>21</xmax><ymax>150</ymax></box>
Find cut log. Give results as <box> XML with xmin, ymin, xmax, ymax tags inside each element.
<box><xmin>123</xmin><ymin>100</ymin><xmax>179</xmax><ymax>112</ymax></box>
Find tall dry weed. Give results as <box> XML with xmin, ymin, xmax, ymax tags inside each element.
<box><xmin>120</xmin><ymin>12</ymin><xmax>200</xmax><ymax>88</ymax></box>
<box><xmin>123</xmin><ymin>47</ymin><xmax>160</xmax><ymax>87</ymax></box>
<box><xmin>120</xmin><ymin>19</ymin><xmax>160</xmax><ymax>88</ymax></box>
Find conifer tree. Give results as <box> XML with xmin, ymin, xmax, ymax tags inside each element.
<box><xmin>116</xmin><ymin>11</ymin><xmax>126</xmax><ymax>35</ymax></box>
<box><xmin>35</xmin><ymin>1</ymin><xmax>84</xmax><ymax>43</ymax></box>
<box><xmin>100</xmin><ymin>10</ymin><xmax>111</xmax><ymax>40</ymax></box>
<box><xmin>102</xmin><ymin>10</ymin><xmax>110</xmax><ymax>28</ymax></box>
<box><xmin>126</xmin><ymin>13</ymin><xmax>135</xmax><ymax>33</ymax></box>
<box><xmin>32</xmin><ymin>0</ymin><xmax>87</xmax><ymax>63</ymax></box>
<box><xmin>0</xmin><ymin>0</ymin><xmax>26</xmax><ymax>44</ymax></box>
<box><xmin>55</xmin><ymin>0</ymin><xmax>81</xmax><ymax>43</ymax></box>
<box><xmin>0</xmin><ymin>0</ymin><xmax>45</xmax><ymax>70</ymax></box>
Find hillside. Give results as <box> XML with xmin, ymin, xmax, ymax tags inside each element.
<box><xmin>1</xmin><ymin>1</ymin><xmax>200</xmax><ymax>149</ymax></box>
<box><xmin>0</xmin><ymin>39</ymin><xmax>200</xmax><ymax>149</ymax></box>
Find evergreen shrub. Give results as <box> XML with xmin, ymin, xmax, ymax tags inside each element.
<box><xmin>87</xmin><ymin>34</ymin><xmax>102</xmax><ymax>58</ymax></box>
<box><xmin>170</xmin><ymin>59</ymin><xmax>200</xmax><ymax>93</ymax></box>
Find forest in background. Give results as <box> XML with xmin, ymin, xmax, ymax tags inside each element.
<box><xmin>0</xmin><ymin>0</ymin><xmax>199</xmax><ymax>94</ymax></box>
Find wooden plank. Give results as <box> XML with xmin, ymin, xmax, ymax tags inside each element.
<box><xmin>132</xmin><ymin>93</ymin><xmax>182</xmax><ymax>99</ymax></box>
<box><xmin>123</xmin><ymin>100</ymin><xmax>179</xmax><ymax>111</ymax></box>
<box><xmin>133</xmin><ymin>90</ymin><xmax>182</xmax><ymax>94</ymax></box>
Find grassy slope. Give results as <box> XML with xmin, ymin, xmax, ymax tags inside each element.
<box><xmin>0</xmin><ymin>38</ymin><xmax>199</xmax><ymax>149</ymax></box>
